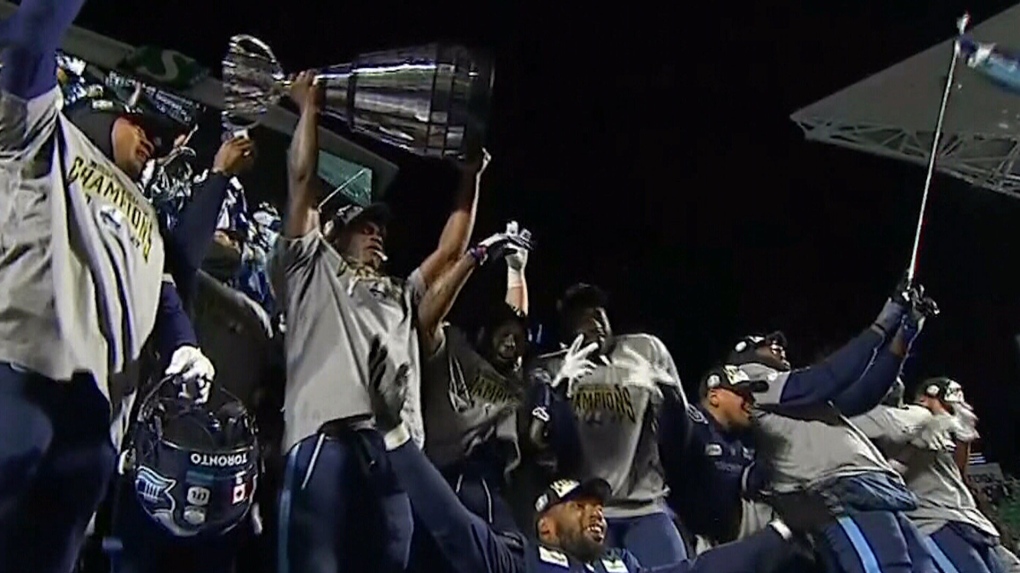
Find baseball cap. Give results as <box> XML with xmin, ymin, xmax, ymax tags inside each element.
<box><xmin>919</xmin><ymin>376</ymin><xmax>965</xmax><ymax>404</ymax></box>
<box><xmin>556</xmin><ymin>283</ymin><xmax>609</xmax><ymax>317</ymax></box>
<box><xmin>699</xmin><ymin>364</ymin><xmax>769</xmax><ymax>398</ymax></box>
<box><xmin>727</xmin><ymin>331</ymin><xmax>787</xmax><ymax>364</ymax></box>
<box><xmin>322</xmin><ymin>202</ymin><xmax>392</xmax><ymax>242</ymax></box>
<box><xmin>66</xmin><ymin>98</ymin><xmax>181</xmax><ymax>159</ymax></box>
<box><xmin>534</xmin><ymin>478</ymin><xmax>611</xmax><ymax>517</ymax></box>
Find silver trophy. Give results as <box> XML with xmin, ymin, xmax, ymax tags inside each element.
<box><xmin>222</xmin><ymin>35</ymin><xmax>495</xmax><ymax>161</ymax></box>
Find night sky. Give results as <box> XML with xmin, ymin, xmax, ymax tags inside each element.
<box><xmin>74</xmin><ymin>0</ymin><xmax>1020</xmax><ymax>470</ymax></box>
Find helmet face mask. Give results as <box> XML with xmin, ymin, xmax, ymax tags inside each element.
<box><xmin>131</xmin><ymin>377</ymin><xmax>260</xmax><ymax>538</ymax></box>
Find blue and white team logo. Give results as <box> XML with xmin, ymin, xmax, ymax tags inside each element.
<box><xmin>686</xmin><ymin>404</ymin><xmax>706</xmax><ymax>424</ymax></box>
<box><xmin>135</xmin><ymin>466</ymin><xmax>177</xmax><ymax>516</ymax></box>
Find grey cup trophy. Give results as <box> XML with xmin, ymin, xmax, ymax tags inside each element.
<box><xmin>222</xmin><ymin>35</ymin><xmax>495</xmax><ymax>161</ymax></box>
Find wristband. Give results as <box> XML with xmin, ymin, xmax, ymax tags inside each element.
<box><xmin>507</xmin><ymin>268</ymin><xmax>524</xmax><ymax>288</ymax></box>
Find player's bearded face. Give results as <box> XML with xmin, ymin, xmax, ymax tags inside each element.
<box><xmin>552</xmin><ymin>498</ymin><xmax>606</xmax><ymax>562</ymax></box>
<box><xmin>111</xmin><ymin>117</ymin><xmax>155</xmax><ymax>179</ymax></box>
<box><xmin>342</xmin><ymin>220</ymin><xmax>387</xmax><ymax>268</ymax></box>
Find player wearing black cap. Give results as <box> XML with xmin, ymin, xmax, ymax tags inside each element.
<box><xmin>854</xmin><ymin>377</ymin><xmax>1006</xmax><ymax>572</ymax></box>
<box><xmin>665</xmin><ymin>366</ymin><xmax>771</xmax><ymax>548</ymax></box>
<box><xmin>728</xmin><ymin>280</ymin><xmax>943</xmax><ymax>572</ymax></box>
<box><xmin>366</xmin><ymin>342</ymin><xmax>809</xmax><ymax>572</ymax></box>
<box><xmin>527</xmin><ymin>282</ymin><xmax>692</xmax><ymax>567</ymax></box>
<box><xmin>0</xmin><ymin>1</ymin><xmax>213</xmax><ymax>571</ymax></box>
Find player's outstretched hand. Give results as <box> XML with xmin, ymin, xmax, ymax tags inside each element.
<box><xmin>472</xmin><ymin>221</ymin><xmax>534</xmax><ymax>266</ymax></box>
<box><xmin>874</xmin><ymin>274</ymin><xmax>914</xmax><ymax>336</ymax></box>
<box><xmin>504</xmin><ymin>221</ymin><xmax>531</xmax><ymax>272</ymax></box>
<box><xmin>552</xmin><ymin>335</ymin><xmax>598</xmax><ymax>397</ymax></box>
<box><xmin>367</xmin><ymin>336</ymin><xmax>409</xmax><ymax>433</ymax></box>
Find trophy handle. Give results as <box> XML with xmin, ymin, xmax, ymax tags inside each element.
<box><xmin>229</xmin><ymin>34</ymin><xmax>282</xmax><ymax>67</ymax></box>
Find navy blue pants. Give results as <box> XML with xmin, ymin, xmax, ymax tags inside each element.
<box><xmin>107</xmin><ymin>476</ymin><xmax>248</xmax><ymax>573</ymax></box>
<box><xmin>923</xmin><ymin>522</ymin><xmax>1006</xmax><ymax>573</ymax></box>
<box><xmin>277</xmin><ymin>431</ymin><xmax>413</xmax><ymax>573</ymax></box>
<box><xmin>606</xmin><ymin>511</ymin><xmax>689</xmax><ymax>567</ymax></box>
<box><xmin>819</xmin><ymin>511</ymin><xmax>936</xmax><ymax>572</ymax></box>
<box><xmin>0</xmin><ymin>363</ymin><xmax>116</xmax><ymax>573</ymax></box>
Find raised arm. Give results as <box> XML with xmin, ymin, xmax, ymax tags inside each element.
<box><xmin>384</xmin><ymin>426</ymin><xmax>525</xmax><ymax>573</ymax></box>
<box><xmin>416</xmin><ymin>151</ymin><xmax>489</xmax><ymax>287</ymax></box>
<box><xmin>0</xmin><ymin>0</ymin><xmax>85</xmax><ymax>99</ymax></box>
<box><xmin>642</xmin><ymin>522</ymin><xmax>797</xmax><ymax>573</ymax></box>
<box><xmin>418</xmin><ymin>252</ymin><xmax>478</xmax><ymax>355</ymax></box>
<box><xmin>417</xmin><ymin>226</ymin><xmax>529</xmax><ymax>355</ymax></box>
<box><xmin>832</xmin><ymin>293</ymin><xmax>933</xmax><ymax>416</ymax></box>
<box><xmin>167</xmin><ymin>138</ymin><xmax>254</xmax><ymax>302</ymax></box>
<box><xmin>283</xmin><ymin>72</ymin><xmax>322</xmax><ymax>239</ymax></box>
<box><xmin>503</xmin><ymin>225</ymin><xmax>529</xmax><ymax>315</ymax></box>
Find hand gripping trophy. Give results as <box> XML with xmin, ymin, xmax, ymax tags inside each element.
<box><xmin>221</xmin><ymin>35</ymin><xmax>495</xmax><ymax>162</ymax></box>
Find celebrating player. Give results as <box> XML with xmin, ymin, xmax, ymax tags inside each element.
<box><xmin>367</xmin><ymin>336</ymin><xmax>806</xmax><ymax>573</ymax></box>
<box><xmin>418</xmin><ymin>220</ymin><xmax>534</xmax><ymax>531</ymax></box>
<box><xmin>731</xmin><ymin>281</ymin><xmax>940</xmax><ymax>572</ymax></box>
<box><xmin>528</xmin><ymin>283</ymin><xmax>691</xmax><ymax>567</ymax></box>
<box><xmin>852</xmin><ymin>377</ymin><xmax>1009</xmax><ymax>572</ymax></box>
<box><xmin>0</xmin><ymin>1</ymin><xmax>214</xmax><ymax>572</ymax></box>
<box><xmin>270</xmin><ymin>70</ymin><xmax>488</xmax><ymax>573</ymax></box>
<box><xmin>665</xmin><ymin>365</ymin><xmax>774</xmax><ymax>549</ymax></box>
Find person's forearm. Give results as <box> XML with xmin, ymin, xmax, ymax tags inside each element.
<box><xmin>153</xmin><ymin>280</ymin><xmax>198</xmax><ymax>359</ymax></box>
<box><xmin>418</xmin><ymin>253</ymin><xmax>477</xmax><ymax>353</ymax></box>
<box><xmin>284</xmin><ymin>102</ymin><xmax>320</xmax><ymax>238</ymax></box>
<box><xmin>169</xmin><ymin>172</ymin><xmax>232</xmax><ymax>285</ymax></box>
<box><xmin>385</xmin><ymin>428</ymin><xmax>524</xmax><ymax>573</ymax></box>
<box><xmin>1</xmin><ymin>0</ymin><xmax>87</xmax><ymax>99</ymax></box>
<box><xmin>506</xmin><ymin>269</ymin><xmax>527</xmax><ymax>315</ymax></box>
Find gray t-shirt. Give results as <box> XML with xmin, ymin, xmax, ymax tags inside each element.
<box><xmin>270</xmin><ymin>229</ymin><xmax>425</xmax><ymax>452</ymax></box>
<box><xmin>531</xmin><ymin>333</ymin><xmax>682</xmax><ymax>518</ymax></box>
<box><xmin>853</xmin><ymin>405</ymin><xmax>998</xmax><ymax>537</ymax></box>
<box><xmin>740</xmin><ymin>363</ymin><xmax>899</xmax><ymax>493</ymax></box>
<box><xmin>422</xmin><ymin>324</ymin><xmax>524</xmax><ymax>472</ymax></box>
<box><xmin>0</xmin><ymin>86</ymin><xmax>165</xmax><ymax>396</ymax></box>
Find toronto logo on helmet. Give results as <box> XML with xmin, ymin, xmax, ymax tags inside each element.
<box><xmin>190</xmin><ymin>452</ymin><xmax>249</xmax><ymax>467</ymax></box>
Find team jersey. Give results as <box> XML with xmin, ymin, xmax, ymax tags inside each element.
<box><xmin>528</xmin><ymin>545</ymin><xmax>642</xmax><ymax>573</ymax></box>
<box><xmin>422</xmin><ymin>324</ymin><xmax>524</xmax><ymax>472</ymax></box>
<box><xmin>852</xmin><ymin>405</ymin><xmax>998</xmax><ymax>537</ymax></box>
<box><xmin>740</xmin><ymin>361</ymin><xmax>900</xmax><ymax>494</ymax></box>
<box><xmin>670</xmin><ymin>403</ymin><xmax>755</xmax><ymax>542</ymax></box>
<box><xmin>270</xmin><ymin>228</ymin><xmax>425</xmax><ymax>451</ymax></box>
<box><xmin>530</xmin><ymin>334</ymin><xmax>682</xmax><ymax>518</ymax></box>
<box><xmin>0</xmin><ymin>85</ymin><xmax>165</xmax><ymax>395</ymax></box>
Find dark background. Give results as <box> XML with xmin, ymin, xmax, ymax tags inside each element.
<box><xmin>73</xmin><ymin>1</ymin><xmax>1020</xmax><ymax>470</ymax></box>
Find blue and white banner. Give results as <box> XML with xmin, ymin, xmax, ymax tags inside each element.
<box><xmin>959</xmin><ymin>36</ymin><xmax>1020</xmax><ymax>94</ymax></box>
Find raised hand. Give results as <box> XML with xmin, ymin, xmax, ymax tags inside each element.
<box><xmin>552</xmin><ymin>335</ymin><xmax>599</xmax><ymax>397</ymax></box>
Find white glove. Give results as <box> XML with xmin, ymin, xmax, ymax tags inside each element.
<box><xmin>615</xmin><ymin>346</ymin><xmax>672</xmax><ymax>401</ymax></box>
<box><xmin>165</xmin><ymin>345</ymin><xmax>215</xmax><ymax>404</ymax></box>
<box><xmin>504</xmin><ymin>221</ymin><xmax>530</xmax><ymax>273</ymax></box>
<box><xmin>551</xmin><ymin>335</ymin><xmax>598</xmax><ymax>397</ymax></box>
<box><xmin>474</xmin><ymin>221</ymin><xmax>533</xmax><ymax>266</ymax></box>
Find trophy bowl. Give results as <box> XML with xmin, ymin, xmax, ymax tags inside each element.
<box><xmin>222</xmin><ymin>35</ymin><xmax>495</xmax><ymax>161</ymax></box>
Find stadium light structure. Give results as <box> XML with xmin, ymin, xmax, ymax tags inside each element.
<box><xmin>791</xmin><ymin>4</ymin><xmax>1020</xmax><ymax>200</ymax></box>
